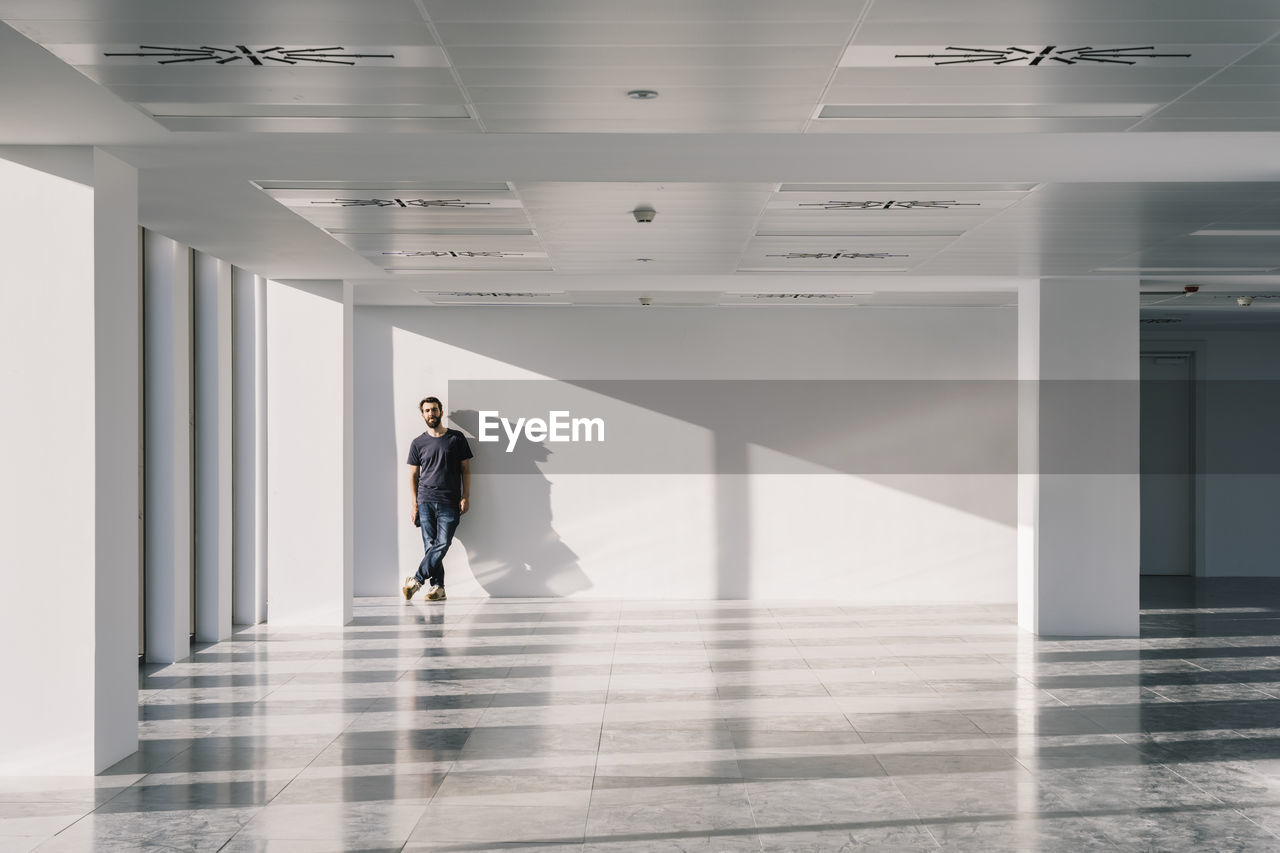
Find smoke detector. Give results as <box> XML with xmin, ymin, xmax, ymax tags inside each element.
<box><xmin>633</xmin><ymin>206</ymin><xmax>656</xmax><ymax>223</ymax></box>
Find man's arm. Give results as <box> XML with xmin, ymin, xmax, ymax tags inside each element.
<box><xmin>409</xmin><ymin>464</ymin><xmax>420</xmax><ymax>523</ymax></box>
<box><xmin>459</xmin><ymin>458</ymin><xmax>471</xmax><ymax>515</ymax></box>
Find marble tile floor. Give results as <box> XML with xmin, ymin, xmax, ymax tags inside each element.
<box><xmin>5</xmin><ymin>578</ymin><xmax>1280</xmax><ymax>851</ymax></box>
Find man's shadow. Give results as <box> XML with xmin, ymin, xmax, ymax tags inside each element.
<box><xmin>449</xmin><ymin>409</ymin><xmax>592</xmax><ymax>597</ymax></box>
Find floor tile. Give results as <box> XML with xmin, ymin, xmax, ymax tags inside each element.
<box><xmin>17</xmin><ymin>581</ymin><xmax>1280</xmax><ymax>849</ymax></box>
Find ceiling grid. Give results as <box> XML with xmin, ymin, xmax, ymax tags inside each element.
<box><xmin>3</xmin><ymin>0</ymin><xmax>1280</xmax><ymax>318</ymax></box>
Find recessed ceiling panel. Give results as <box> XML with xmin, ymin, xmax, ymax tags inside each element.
<box><xmin>853</xmin><ymin>24</ymin><xmax>1271</xmax><ymax>45</ymax></box>
<box><xmin>2</xmin><ymin>1</ymin><xmax>480</xmax><ymax>131</ymax></box>
<box><xmin>432</xmin><ymin>21</ymin><xmax>855</xmax><ymax>46</ymax></box>
<box><xmin>256</xmin><ymin>181</ymin><xmax>550</xmax><ymax>272</ymax></box>
<box><xmin>818</xmin><ymin>103</ymin><xmax>1158</xmax><ymax>119</ymax></box>
<box><xmin>422</xmin><ymin>0</ymin><xmax>872</xmax><ymax>23</ymax></box>
<box><xmin>42</xmin><ymin>43</ymin><xmax>445</xmax><ymax>67</ymax></box>
<box><xmin>842</xmin><ymin>44</ymin><xmax>1248</xmax><ymax>68</ymax></box>
<box><xmin>766</xmin><ymin>190</ymin><xmax>1030</xmax><ymax>211</ymax></box>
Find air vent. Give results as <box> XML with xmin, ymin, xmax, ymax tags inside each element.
<box><xmin>799</xmin><ymin>200</ymin><xmax>980</xmax><ymax>210</ymax></box>
<box><xmin>756</xmin><ymin>231</ymin><xmax>964</xmax><ymax>238</ymax></box>
<box><xmin>311</xmin><ymin>198</ymin><xmax>493</xmax><ymax>209</ymax></box>
<box><xmin>329</xmin><ymin>228</ymin><xmax>533</xmax><ymax>236</ymax></box>
<box><xmin>382</xmin><ymin>251</ymin><xmax>533</xmax><ymax>259</ymax></box>
<box><xmin>256</xmin><ymin>181</ymin><xmax>511</xmax><ymax>192</ymax></box>
<box><xmin>764</xmin><ymin>252</ymin><xmax>907</xmax><ymax>260</ymax></box>
<box><xmin>891</xmin><ymin>46</ymin><xmax>1191</xmax><ymax>67</ymax></box>
<box><xmin>722</xmin><ymin>292</ymin><xmax>868</xmax><ymax>305</ymax></box>
<box><xmin>1141</xmin><ymin>318</ymin><xmax>1183</xmax><ymax>324</ymax></box>
<box><xmin>102</xmin><ymin>45</ymin><xmax>399</xmax><ymax>66</ymax></box>
<box><xmin>841</xmin><ymin>45</ymin><xmax>1194</xmax><ymax>68</ymax></box>
<box><xmin>777</xmin><ymin>184</ymin><xmax>1036</xmax><ymax>193</ymax></box>
<box><xmin>416</xmin><ymin>291</ymin><xmax>569</xmax><ymax>306</ymax></box>
<box><xmin>439</xmin><ymin>292</ymin><xmax>545</xmax><ymax>298</ymax></box>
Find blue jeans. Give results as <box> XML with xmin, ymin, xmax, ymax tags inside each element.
<box><xmin>416</xmin><ymin>499</ymin><xmax>461</xmax><ymax>589</ymax></box>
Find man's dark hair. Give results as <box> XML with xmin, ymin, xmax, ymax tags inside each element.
<box><xmin>419</xmin><ymin>396</ymin><xmax>442</xmax><ymax>412</ymax></box>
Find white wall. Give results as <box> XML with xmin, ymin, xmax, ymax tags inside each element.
<box><xmin>1144</xmin><ymin>328</ymin><xmax>1280</xmax><ymax>576</ymax></box>
<box><xmin>355</xmin><ymin>306</ymin><xmax>1018</xmax><ymax>603</ymax></box>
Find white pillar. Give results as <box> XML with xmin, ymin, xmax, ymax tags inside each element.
<box><xmin>266</xmin><ymin>280</ymin><xmax>351</xmax><ymax>625</ymax></box>
<box><xmin>144</xmin><ymin>232</ymin><xmax>193</xmax><ymax>662</ymax></box>
<box><xmin>1019</xmin><ymin>277</ymin><xmax>1140</xmax><ymax>636</ymax></box>
<box><xmin>0</xmin><ymin>150</ymin><xmax>140</xmax><ymax>773</ymax></box>
<box><xmin>93</xmin><ymin>151</ymin><xmax>142</xmax><ymax>771</ymax></box>
<box><xmin>343</xmin><ymin>283</ymin><xmax>356</xmax><ymax>614</ymax></box>
<box><xmin>233</xmin><ymin>269</ymin><xmax>268</xmax><ymax>625</ymax></box>
<box><xmin>194</xmin><ymin>252</ymin><xmax>233</xmax><ymax>642</ymax></box>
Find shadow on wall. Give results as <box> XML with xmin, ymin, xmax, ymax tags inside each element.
<box><xmin>352</xmin><ymin>307</ymin><xmax>1019</xmax><ymax>602</ymax></box>
<box><xmin>449</xmin><ymin>409</ymin><xmax>591</xmax><ymax>597</ymax></box>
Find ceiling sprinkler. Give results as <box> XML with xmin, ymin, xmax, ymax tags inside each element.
<box><xmin>1237</xmin><ymin>296</ymin><xmax>1255</xmax><ymax>307</ymax></box>
<box><xmin>1183</xmin><ymin>285</ymin><xmax>1199</xmax><ymax>295</ymax></box>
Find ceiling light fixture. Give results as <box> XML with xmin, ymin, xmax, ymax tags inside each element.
<box><xmin>1097</xmin><ymin>266</ymin><xmax>1276</xmax><ymax>273</ymax></box>
<box><xmin>817</xmin><ymin>103</ymin><xmax>1157</xmax><ymax>119</ymax></box>
<box><xmin>1191</xmin><ymin>229</ymin><xmax>1280</xmax><ymax>237</ymax></box>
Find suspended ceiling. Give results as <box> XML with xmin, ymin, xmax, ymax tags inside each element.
<box><xmin>2</xmin><ymin>0</ymin><xmax>1280</xmax><ymax>323</ymax></box>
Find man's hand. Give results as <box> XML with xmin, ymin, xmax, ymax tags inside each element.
<box><xmin>459</xmin><ymin>497</ymin><xmax>469</xmax><ymax>515</ymax></box>
<box><xmin>411</xmin><ymin>506</ymin><xmax>419</xmax><ymax>527</ymax></box>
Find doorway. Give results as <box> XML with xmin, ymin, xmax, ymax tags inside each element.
<box><xmin>1140</xmin><ymin>352</ymin><xmax>1196</xmax><ymax>575</ymax></box>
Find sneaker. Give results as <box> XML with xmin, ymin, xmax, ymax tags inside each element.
<box><xmin>402</xmin><ymin>577</ymin><xmax>421</xmax><ymax>600</ymax></box>
<box><xmin>426</xmin><ymin>585</ymin><xmax>447</xmax><ymax>601</ymax></box>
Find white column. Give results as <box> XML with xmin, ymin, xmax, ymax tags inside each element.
<box><xmin>233</xmin><ymin>269</ymin><xmax>268</xmax><ymax>625</ymax></box>
<box><xmin>343</xmin><ymin>283</ymin><xmax>356</xmax><ymax>615</ymax></box>
<box><xmin>93</xmin><ymin>151</ymin><xmax>143</xmax><ymax>771</ymax></box>
<box><xmin>194</xmin><ymin>252</ymin><xmax>233</xmax><ymax>642</ymax></box>
<box><xmin>0</xmin><ymin>150</ymin><xmax>140</xmax><ymax>773</ymax></box>
<box><xmin>1019</xmin><ymin>277</ymin><xmax>1140</xmax><ymax>636</ymax></box>
<box><xmin>266</xmin><ymin>280</ymin><xmax>350</xmax><ymax>625</ymax></box>
<box><xmin>144</xmin><ymin>232</ymin><xmax>193</xmax><ymax>662</ymax></box>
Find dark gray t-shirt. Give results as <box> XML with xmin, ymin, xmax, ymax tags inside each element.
<box><xmin>407</xmin><ymin>429</ymin><xmax>473</xmax><ymax>503</ymax></box>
